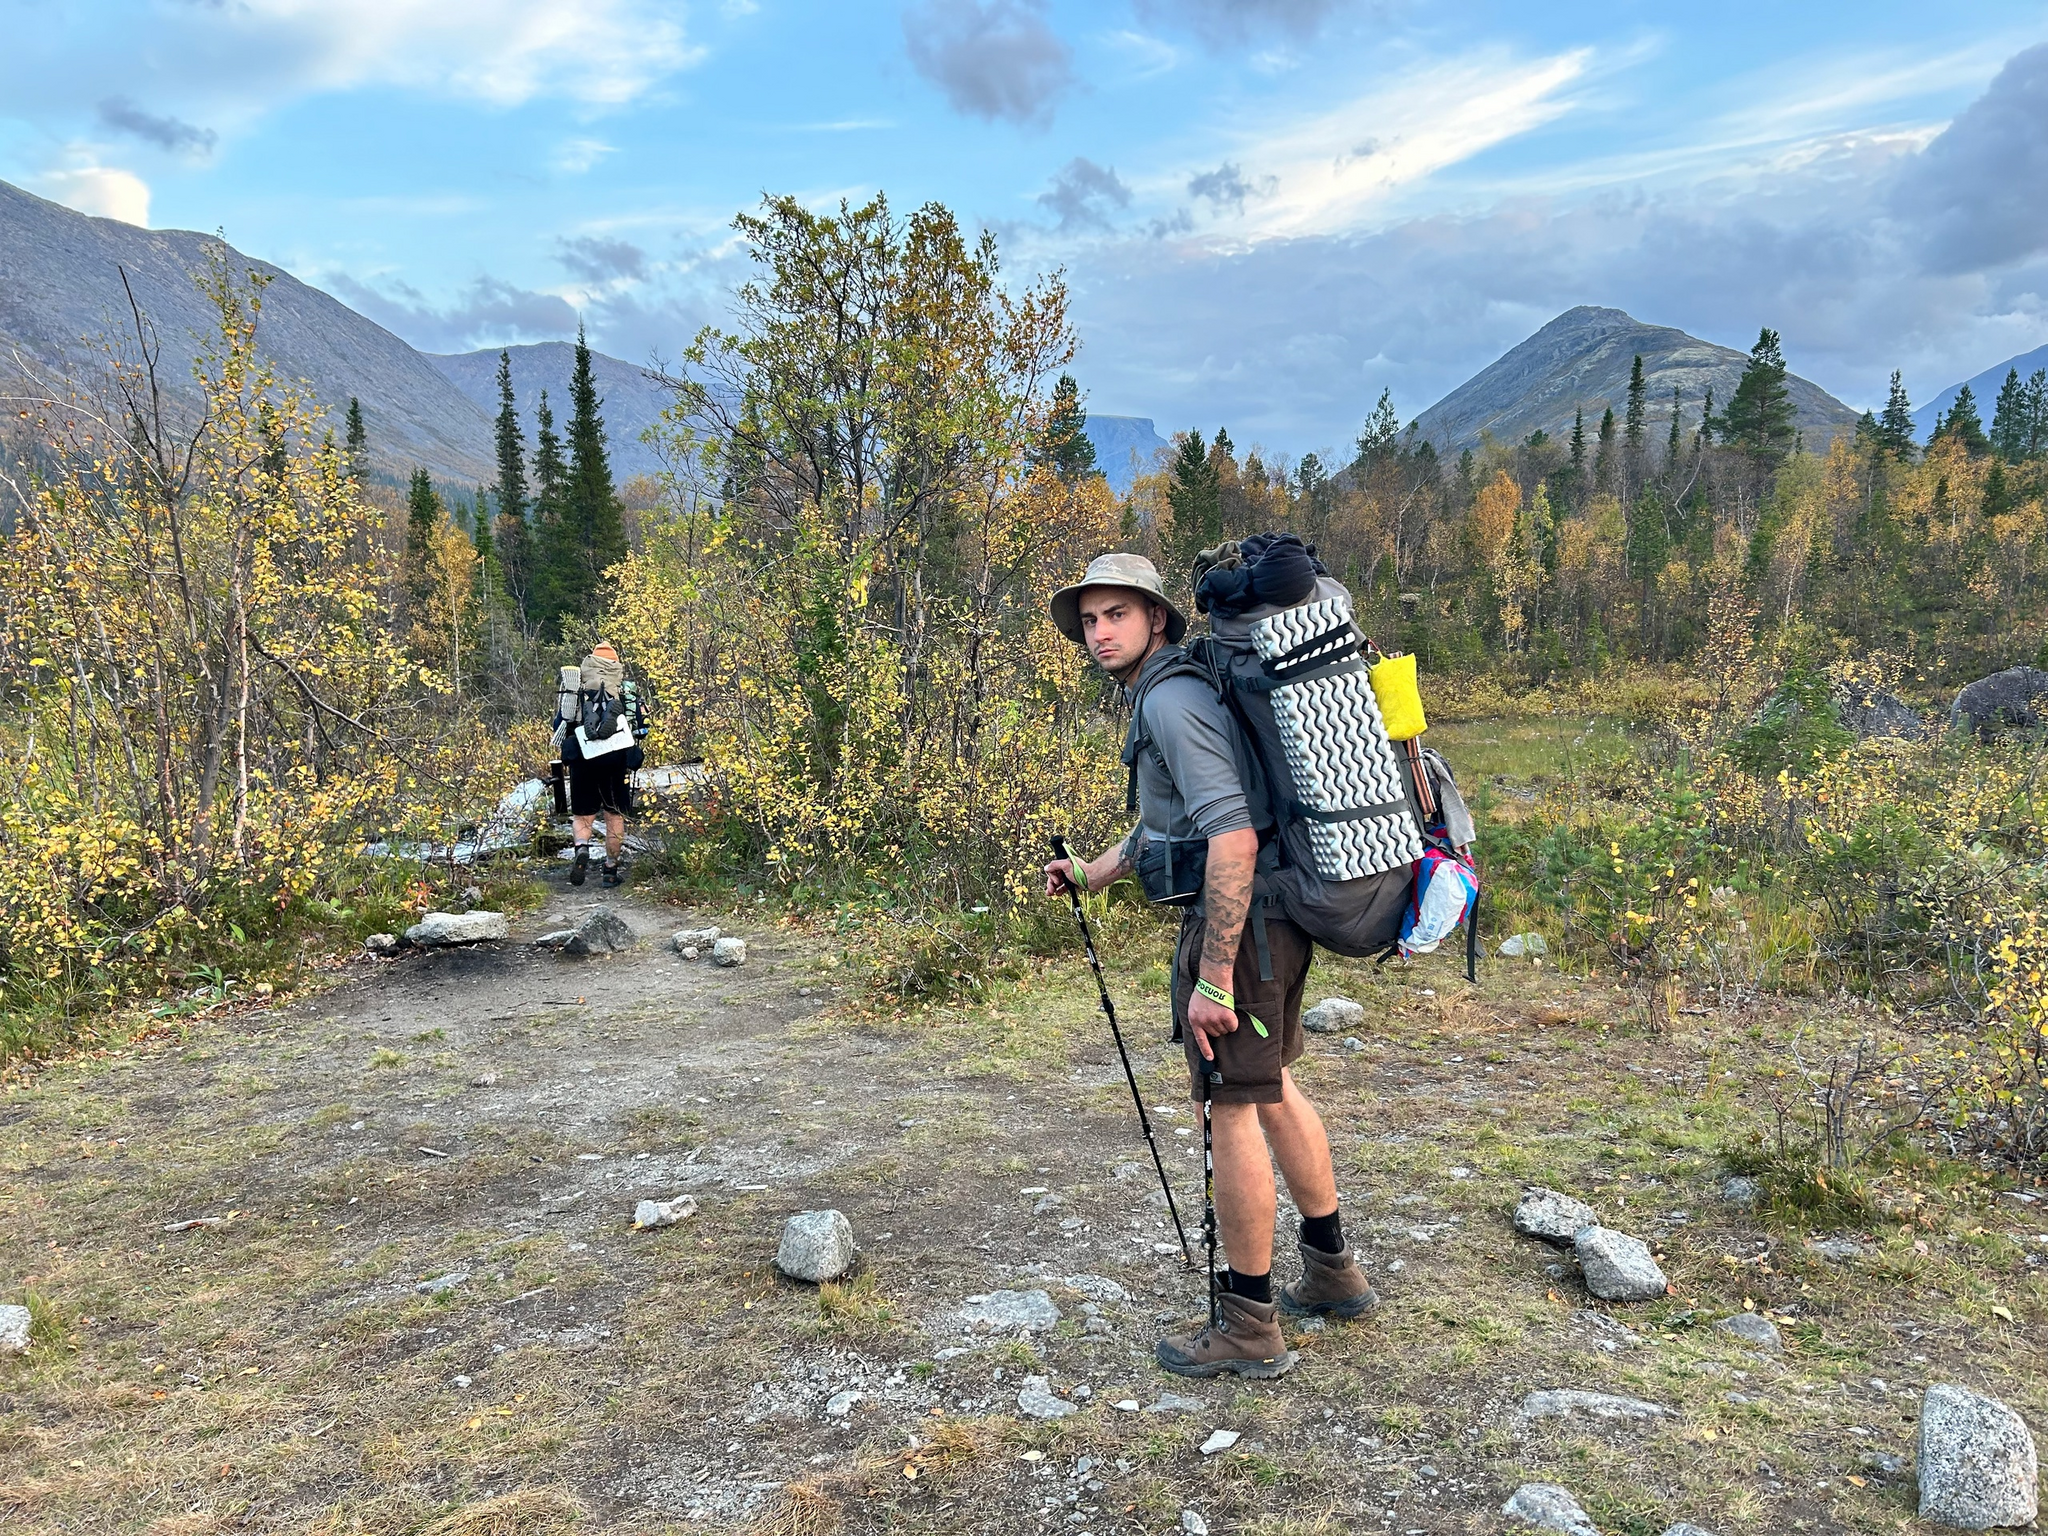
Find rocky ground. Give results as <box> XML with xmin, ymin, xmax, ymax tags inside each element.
<box><xmin>1</xmin><ymin>865</ymin><xmax>2044</xmax><ymax>1536</ymax></box>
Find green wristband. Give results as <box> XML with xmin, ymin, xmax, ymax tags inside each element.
<box><xmin>1195</xmin><ymin>977</ymin><xmax>1235</xmax><ymax>1010</ymax></box>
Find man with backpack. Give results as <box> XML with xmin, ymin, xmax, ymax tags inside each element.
<box><xmin>1043</xmin><ymin>551</ymin><xmax>1379</xmax><ymax>1381</ymax></box>
<box><xmin>553</xmin><ymin>640</ymin><xmax>646</xmax><ymax>888</ymax></box>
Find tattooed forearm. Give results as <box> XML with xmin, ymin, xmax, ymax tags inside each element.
<box><xmin>1197</xmin><ymin>829</ymin><xmax>1259</xmax><ymax>978</ymax></box>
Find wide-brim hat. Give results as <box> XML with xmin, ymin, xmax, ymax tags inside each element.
<box><xmin>1049</xmin><ymin>552</ymin><xmax>1188</xmax><ymax>645</ymax></box>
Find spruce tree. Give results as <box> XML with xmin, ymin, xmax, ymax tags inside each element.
<box><xmin>1623</xmin><ymin>354</ymin><xmax>1647</xmax><ymax>494</ymax></box>
<box><xmin>493</xmin><ymin>351</ymin><xmax>529</xmax><ymax>524</ymax></box>
<box><xmin>1165</xmin><ymin>429</ymin><xmax>1222</xmax><ymax>582</ymax></box>
<box><xmin>1721</xmin><ymin>327</ymin><xmax>1797</xmax><ymax>464</ymax></box>
<box><xmin>344</xmin><ymin>397</ymin><xmax>368</xmax><ymax>481</ymax></box>
<box><xmin>1933</xmin><ymin>382</ymin><xmax>1988</xmax><ymax>455</ymax></box>
<box><xmin>403</xmin><ymin>468</ymin><xmax>442</xmax><ymax>622</ymax></box>
<box><xmin>564</xmin><ymin>324</ymin><xmax>628</xmax><ymax>617</ymax></box>
<box><xmin>1037</xmin><ymin>373</ymin><xmax>1099</xmax><ymax>482</ymax></box>
<box><xmin>1697</xmin><ymin>388</ymin><xmax>1714</xmax><ymax>451</ymax></box>
<box><xmin>526</xmin><ymin>389</ymin><xmax>569</xmax><ymax>626</ymax></box>
<box><xmin>1990</xmin><ymin>369</ymin><xmax>2027</xmax><ymax>461</ymax></box>
<box><xmin>1876</xmin><ymin>371</ymin><xmax>1916</xmax><ymax>458</ymax></box>
<box><xmin>1355</xmin><ymin>389</ymin><xmax>1400</xmax><ymax>470</ymax></box>
<box><xmin>1665</xmin><ymin>387</ymin><xmax>1683</xmax><ymax>471</ymax></box>
<box><xmin>1594</xmin><ymin>406</ymin><xmax>1618</xmax><ymax>493</ymax></box>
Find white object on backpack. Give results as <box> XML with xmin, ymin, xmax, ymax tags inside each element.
<box><xmin>1247</xmin><ymin>593</ymin><xmax>1424</xmax><ymax>881</ymax></box>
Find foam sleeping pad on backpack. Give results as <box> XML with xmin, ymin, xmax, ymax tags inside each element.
<box><xmin>1249</xmin><ymin>594</ymin><xmax>1424</xmax><ymax>881</ymax></box>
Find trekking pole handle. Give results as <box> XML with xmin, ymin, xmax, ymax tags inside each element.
<box><xmin>1050</xmin><ymin>834</ymin><xmax>1078</xmax><ymax>894</ymax></box>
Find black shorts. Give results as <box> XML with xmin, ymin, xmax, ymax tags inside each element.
<box><xmin>568</xmin><ymin>756</ymin><xmax>632</xmax><ymax>817</ymax></box>
<box><xmin>1172</xmin><ymin>903</ymin><xmax>1312</xmax><ymax>1105</ymax></box>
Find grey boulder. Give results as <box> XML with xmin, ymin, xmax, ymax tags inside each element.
<box><xmin>404</xmin><ymin>911</ymin><xmax>509</xmax><ymax>947</ymax></box>
<box><xmin>775</xmin><ymin>1209</ymin><xmax>858</xmax><ymax>1283</ymax></box>
<box><xmin>672</xmin><ymin>925</ymin><xmax>721</xmax><ymax>958</ymax></box>
<box><xmin>1833</xmin><ymin>682</ymin><xmax>1923</xmax><ymax>741</ymax></box>
<box><xmin>1498</xmin><ymin>931</ymin><xmax>1549</xmax><ymax>957</ymax></box>
<box><xmin>1502</xmin><ymin>1482</ymin><xmax>1599</xmax><ymax>1536</ymax></box>
<box><xmin>537</xmin><ymin>907</ymin><xmax>635</xmax><ymax>955</ymax></box>
<box><xmin>712</xmin><ymin>936</ymin><xmax>748</xmax><ymax>967</ymax></box>
<box><xmin>1303</xmin><ymin>996</ymin><xmax>1365</xmax><ymax>1034</ymax></box>
<box><xmin>633</xmin><ymin>1195</ymin><xmax>698</xmax><ymax>1229</ymax></box>
<box><xmin>1951</xmin><ymin>667</ymin><xmax>2048</xmax><ymax>739</ymax></box>
<box><xmin>958</xmin><ymin>1288</ymin><xmax>1061</xmax><ymax>1334</ymax></box>
<box><xmin>1917</xmin><ymin>1382</ymin><xmax>2039</xmax><ymax>1529</ymax></box>
<box><xmin>363</xmin><ymin>932</ymin><xmax>400</xmax><ymax>956</ymax></box>
<box><xmin>1574</xmin><ymin>1225</ymin><xmax>1668</xmax><ymax>1301</ymax></box>
<box><xmin>1515</xmin><ymin>1187</ymin><xmax>1599</xmax><ymax>1246</ymax></box>
<box><xmin>0</xmin><ymin>1303</ymin><xmax>31</xmax><ymax>1354</ymax></box>
<box><xmin>1520</xmin><ymin>1388</ymin><xmax>1671</xmax><ymax>1422</ymax></box>
<box><xmin>1716</xmin><ymin>1312</ymin><xmax>1782</xmax><ymax>1353</ymax></box>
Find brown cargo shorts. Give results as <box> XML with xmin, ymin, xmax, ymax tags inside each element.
<box><xmin>1171</xmin><ymin>902</ymin><xmax>1313</xmax><ymax>1105</ymax></box>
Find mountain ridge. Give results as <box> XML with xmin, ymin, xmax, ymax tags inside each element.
<box><xmin>1914</xmin><ymin>341</ymin><xmax>2048</xmax><ymax>442</ymax></box>
<box><xmin>1412</xmin><ymin>306</ymin><xmax>1861</xmax><ymax>453</ymax></box>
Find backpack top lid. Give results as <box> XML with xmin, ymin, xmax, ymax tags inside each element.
<box><xmin>1193</xmin><ymin>533</ymin><xmax>1325</xmax><ymax>619</ymax></box>
<box><xmin>579</xmin><ymin>653</ymin><xmax>624</xmax><ymax>698</ymax></box>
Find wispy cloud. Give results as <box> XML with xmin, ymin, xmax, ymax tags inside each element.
<box><xmin>31</xmin><ymin>157</ymin><xmax>151</xmax><ymax>227</ymax></box>
<box><xmin>96</xmin><ymin>98</ymin><xmax>217</xmax><ymax>159</ymax></box>
<box><xmin>553</xmin><ymin>138</ymin><xmax>616</xmax><ymax>174</ymax></box>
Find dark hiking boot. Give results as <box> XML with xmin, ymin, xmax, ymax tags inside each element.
<box><xmin>570</xmin><ymin>844</ymin><xmax>589</xmax><ymax>886</ymax></box>
<box><xmin>1154</xmin><ymin>1292</ymin><xmax>1298</xmax><ymax>1379</ymax></box>
<box><xmin>1277</xmin><ymin>1240</ymin><xmax>1380</xmax><ymax>1320</ymax></box>
<box><xmin>601</xmin><ymin>861</ymin><xmax>624</xmax><ymax>888</ymax></box>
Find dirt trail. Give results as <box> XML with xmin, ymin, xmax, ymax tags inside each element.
<box><xmin>3</xmin><ymin>869</ymin><xmax>2045</xmax><ymax>1535</ymax></box>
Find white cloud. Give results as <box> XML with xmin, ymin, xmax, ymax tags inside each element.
<box><xmin>554</xmin><ymin>138</ymin><xmax>617</xmax><ymax>174</ymax></box>
<box><xmin>34</xmin><ymin>160</ymin><xmax>150</xmax><ymax>226</ymax></box>
<box><xmin>1216</xmin><ymin>49</ymin><xmax>1593</xmax><ymax>239</ymax></box>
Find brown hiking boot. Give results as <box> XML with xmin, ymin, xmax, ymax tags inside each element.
<box><xmin>1155</xmin><ymin>1292</ymin><xmax>1299</xmax><ymax>1379</ymax></box>
<box><xmin>1277</xmin><ymin>1240</ymin><xmax>1380</xmax><ymax>1320</ymax></box>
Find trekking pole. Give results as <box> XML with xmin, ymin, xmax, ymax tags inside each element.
<box><xmin>1050</xmin><ymin>835</ymin><xmax>1195</xmax><ymax>1269</ymax></box>
<box><xmin>1202</xmin><ymin>1065</ymin><xmax>1221</xmax><ymax>1328</ymax></box>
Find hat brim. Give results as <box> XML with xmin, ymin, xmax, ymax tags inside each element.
<box><xmin>1049</xmin><ymin>581</ymin><xmax>1188</xmax><ymax>646</ymax></box>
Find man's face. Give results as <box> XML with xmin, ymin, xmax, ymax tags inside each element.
<box><xmin>1077</xmin><ymin>586</ymin><xmax>1166</xmax><ymax>675</ymax></box>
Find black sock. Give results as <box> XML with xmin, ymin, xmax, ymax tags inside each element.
<box><xmin>1300</xmin><ymin>1210</ymin><xmax>1343</xmax><ymax>1254</ymax></box>
<box><xmin>1225</xmin><ymin>1268</ymin><xmax>1271</xmax><ymax>1304</ymax></box>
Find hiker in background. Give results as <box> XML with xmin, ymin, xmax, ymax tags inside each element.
<box><xmin>1042</xmin><ymin>553</ymin><xmax>1376</xmax><ymax>1381</ymax></box>
<box><xmin>553</xmin><ymin>640</ymin><xmax>646</xmax><ymax>888</ymax></box>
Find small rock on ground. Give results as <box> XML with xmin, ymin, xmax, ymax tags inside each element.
<box><xmin>537</xmin><ymin>907</ymin><xmax>635</xmax><ymax>956</ymax></box>
<box><xmin>1716</xmin><ymin>1312</ymin><xmax>1782</xmax><ymax>1353</ymax></box>
<box><xmin>1180</xmin><ymin>1511</ymin><xmax>1209</xmax><ymax>1535</ymax></box>
<box><xmin>1062</xmin><ymin>1274</ymin><xmax>1130</xmax><ymax>1303</ymax></box>
<box><xmin>1343</xmin><ymin>1036</ymin><xmax>1365</xmax><ymax>1052</ymax></box>
<box><xmin>1807</xmin><ymin>1236</ymin><xmax>1872</xmax><ymax>1263</ymax></box>
<box><xmin>1501</xmin><ymin>1482</ymin><xmax>1599</xmax><ymax>1536</ymax></box>
<box><xmin>1520</xmin><ymin>1388</ymin><xmax>1671</xmax><ymax>1422</ymax></box>
<box><xmin>1016</xmin><ymin>1375</ymin><xmax>1078</xmax><ymax>1419</ymax></box>
<box><xmin>363</xmin><ymin>933</ymin><xmax>399</xmax><ymax>956</ymax></box>
<box><xmin>712</xmin><ymin>936</ymin><xmax>747</xmax><ymax>967</ymax></box>
<box><xmin>414</xmin><ymin>1271</ymin><xmax>468</xmax><ymax>1295</ymax></box>
<box><xmin>1146</xmin><ymin>1392</ymin><xmax>1205</xmax><ymax>1414</ymax></box>
<box><xmin>824</xmin><ymin>1389</ymin><xmax>861</xmax><ymax>1418</ymax></box>
<box><xmin>405</xmin><ymin>911</ymin><xmax>510</xmax><ymax>947</ymax></box>
<box><xmin>1574</xmin><ymin>1225</ymin><xmax>1668</xmax><ymax>1301</ymax></box>
<box><xmin>1302</xmin><ymin>996</ymin><xmax>1365</xmax><ymax>1034</ymax></box>
<box><xmin>1720</xmin><ymin>1175</ymin><xmax>1760</xmax><ymax>1205</ymax></box>
<box><xmin>0</xmin><ymin>1304</ymin><xmax>31</xmax><ymax>1354</ymax></box>
<box><xmin>633</xmin><ymin>1195</ymin><xmax>698</xmax><ymax>1229</ymax></box>
<box><xmin>1199</xmin><ymin>1429</ymin><xmax>1239</xmax><ymax>1456</ymax></box>
<box><xmin>1514</xmin><ymin>1187</ymin><xmax>1599</xmax><ymax>1246</ymax></box>
<box><xmin>1662</xmin><ymin>1524</ymin><xmax>1721</xmax><ymax>1536</ymax></box>
<box><xmin>957</xmin><ymin>1289</ymin><xmax>1061</xmax><ymax>1333</ymax></box>
<box><xmin>672</xmin><ymin>926</ymin><xmax>721</xmax><ymax>958</ymax></box>
<box><xmin>775</xmin><ymin>1209</ymin><xmax>858</xmax><ymax>1283</ymax></box>
<box><xmin>1498</xmin><ymin>931</ymin><xmax>1549</xmax><ymax>957</ymax></box>
<box><xmin>1917</xmin><ymin>1382</ymin><xmax>2039</xmax><ymax>1529</ymax></box>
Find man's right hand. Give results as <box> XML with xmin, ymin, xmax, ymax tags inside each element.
<box><xmin>1184</xmin><ymin>985</ymin><xmax>1239</xmax><ymax>1062</ymax></box>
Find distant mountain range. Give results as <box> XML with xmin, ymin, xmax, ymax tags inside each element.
<box><xmin>1913</xmin><ymin>341</ymin><xmax>2048</xmax><ymax>443</ymax></box>
<box><xmin>1412</xmin><ymin>306</ymin><xmax>1862</xmax><ymax>453</ymax></box>
<box><xmin>1083</xmin><ymin>415</ymin><xmax>1168</xmax><ymax>492</ymax></box>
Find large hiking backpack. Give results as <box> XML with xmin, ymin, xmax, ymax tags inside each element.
<box><xmin>1124</xmin><ymin>535</ymin><xmax>1477</xmax><ymax>969</ymax></box>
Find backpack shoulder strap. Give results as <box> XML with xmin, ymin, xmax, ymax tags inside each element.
<box><xmin>1120</xmin><ymin>646</ymin><xmax>1220</xmax><ymax>813</ymax></box>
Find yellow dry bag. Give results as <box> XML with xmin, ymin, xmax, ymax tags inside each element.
<box><xmin>1368</xmin><ymin>651</ymin><xmax>1428</xmax><ymax>741</ymax></box>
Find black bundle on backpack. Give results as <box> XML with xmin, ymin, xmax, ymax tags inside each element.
<box><xmin>580</xmin><ymin>685</ymin><xmax>625</xmax><ymax>741</ymax></box>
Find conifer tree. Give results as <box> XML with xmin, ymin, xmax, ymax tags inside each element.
<box><xmin>1036</xmin><ymin>373</ymin><xmax>1099</xmax><ymax>482</ymax></box>
<box><xmin>489</xmin><ymin>352</ymin><xmax>533</xmax><ymax>623</ymax></box>
<box><xmin>1721</xmin><ymin>327</ymin><xmax>1797</xmax><ymax>464</ymax></box>
<box><xmin>532</xmin><ymin>329</ymin><xmax>627</xmax><ymax>633</ymax></box>
<box><xmin>403</xmin><ymin>468</ymin><xmax>442</xmax><ymax>621</ymax></box>
<box><xmin>1665</xmin><ymin>387</ymin><xmax>1683</xmax><ymax>472</ymax></box>
<box><xmin>1165</xmin><ymin>429</ymin><xmax>1221</xmax><ymax>581</ymax></box>
<box><xmin>1990</xmin><ymin>369</ymin><xmax>2028</xmax><ymax>461</ymax></box>
<box><xmin>1594</xmin><ymin>406</ymin><xmax>1618</xmax><ymax>493</ymax></box>
<box><xmin>1876</xmin><ymin>370</ymin><xmax>1916</xmax><ymax>458</ymax></box>
<box><xmin>525</xmin><ymin>389</ymin><xmax>569</xmax><ymax>626</ymax></box>
<box><xmin>1355</xmin><ymin>389</ymin><xmax>1400</xmax><ymax>470</ymax></box>
<box><xmin>1623</xmin><ymin>354</ymin><xmax>1647</xmax><ymax>494</ymax></box>
<box><xmin>1933</xmin><ymin>383</ymin><xmax>1989</xmax><ymax>455</ymax></box>
<box><xmin>1696</xmin><ymin>388</ymin><xmax>1714</xmax><ymax>452</ymax></box>
<box><xmin>344</xmin><ymin>397</ymin><xmax>368</xmax><ymax>481</ymax></box>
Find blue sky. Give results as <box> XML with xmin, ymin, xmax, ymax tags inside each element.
<box><xmin>6</xmin><ymin>0</ymin><xmax>2048</xmax><ymax>457</ymax></box>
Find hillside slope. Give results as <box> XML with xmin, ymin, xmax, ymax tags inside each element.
<box><xmin>1915</xmin><ymin>340</ymin><xmax>2048</xmax><ymax>442</ymax></box>
<box><xmin>0</xmin><ymin>178</ymin><xmax>493</xmax><ymax>484</ymax></box>
<box><xmin>1412</xmin><ymin>306</ymin><xmax>1860</xmax><ymax>452</ymax></box>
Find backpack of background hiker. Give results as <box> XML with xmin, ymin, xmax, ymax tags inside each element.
<box><xmin>571</xmin><ymin>653</ymin><xmax>640</xmax><ymax>762</ymax></box>
<box><xmin>1156</xmin><ymin>533</ymin><xmax>1477</xmax><ymax>961</ymax></box>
